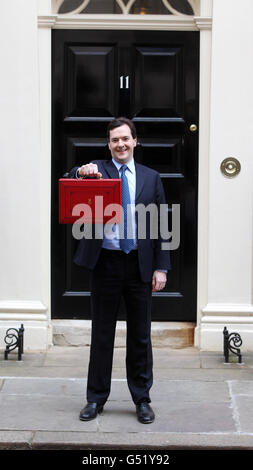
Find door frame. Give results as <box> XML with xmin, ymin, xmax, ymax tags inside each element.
<box><xmin>37</xmin><ymin>2</ymin><xmax>212</xmax><ymax>346</ymax></box>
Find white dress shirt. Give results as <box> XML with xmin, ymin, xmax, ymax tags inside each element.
<box><xmin>102</xmin><ymin>158</ymin><xmax>137</xmax><ymax>250</ymax></box>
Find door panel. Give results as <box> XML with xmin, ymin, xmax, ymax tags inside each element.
<box><xmin>64</xmin><ymin>45</ymin><xmax>117</xmax><ymax>119</ymax></box>
<box><xmin>136</xmin><ymin>138</ymin><xmax>184</xmax><ymax>175</ymax></box>
<box><xmin>52</xmin><ymin>30</ymin><xmax>199</xmax><ymax>321</ymax></box>
<box><xmin>133</xmin><ymin>46</ymin><xmax>183</xmax><ymax>118</ymax></box>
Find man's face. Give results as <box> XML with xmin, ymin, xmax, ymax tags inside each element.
<box><xmin>108</xmin><ymin>124</ymin><xmax>137</xmax><ymax>164</ymax></box>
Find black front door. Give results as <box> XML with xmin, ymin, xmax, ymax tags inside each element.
<box><xmin>52</xmin><ymin>29</ymin><xmax>199</xmax><ymax>321</ymax></box>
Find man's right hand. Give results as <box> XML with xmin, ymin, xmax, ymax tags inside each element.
<box><xmin>78</xmin><ymin>163</ymin><xmax>102</xmax><ymax>179</ymax></box>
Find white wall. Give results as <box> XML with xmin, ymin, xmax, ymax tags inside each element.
<box><xmin>0</xmin><ymin>0</ymin><xmax>50</xmax><ymax>349</ymax></box>
<box><xmin>198</xmin><ymin>0</ymin><xmax>253</xmax><ymax>350</ymax></box>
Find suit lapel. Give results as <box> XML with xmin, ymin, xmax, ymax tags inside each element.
<box><xmin>103</xmin><ymin>160</ymin><xmax>119</xmax><ymax>179</ymax></box>
<box><xmin>135</xmin><ymin>162</ymin><xmax>145</xmax><ymax>202</ymax></box>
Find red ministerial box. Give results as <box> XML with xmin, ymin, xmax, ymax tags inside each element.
<box><xmin>59</xmin><ymin>178</ymin><xmax>122</xmax><ymax>224</ymax></box>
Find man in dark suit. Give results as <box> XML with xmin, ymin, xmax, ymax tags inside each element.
<box><xmin>68</xmin><ymin>117</ymin><xmax>170</xmax><ymax>423</ymax></box>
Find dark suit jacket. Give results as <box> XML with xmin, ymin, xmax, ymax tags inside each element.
<box><xmin>68</xmin><ymin>160</ymin><xmax>171</xmax><ymax>282</ymax></box>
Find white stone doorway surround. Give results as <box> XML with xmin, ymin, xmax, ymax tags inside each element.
<box><xmin>38</xmin><ymin>0</ymin><xmax>212</xmax><ymax>350</ymax></box>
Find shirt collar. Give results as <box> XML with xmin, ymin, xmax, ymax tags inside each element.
<box><xmin>112</xmin><ymin>157</ymin><xmax>135</xmax><ymax>174</ymax></box>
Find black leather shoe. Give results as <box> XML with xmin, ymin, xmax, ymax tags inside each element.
<box><xmin>79</xmin><ymin>402</ymin><xmax>104</xmax><ymax>421</ymax></box>
<box><xmin>136</xmin><ymin>402</ymin><xmax>155</xmax><ymax>424</ymax></box>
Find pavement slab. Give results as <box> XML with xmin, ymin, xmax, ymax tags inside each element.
<box><xmin>0</xmin><ymin>377</ymin><xmax>86</xmax><ymax>396</ymax></box>
<box><xmin>0</xmin><ymin>393</ymin><xmax>98</xmax><ymax>432</ymax></box>
<box><xmin>232</xmin><ymin>396</ymin><xmax>253</xmax><ymax>434</ymax></box>
<box><xmin>98</xmin><ymin>400</ymin><xmax>236</xmax><ymax>434</ymax></box>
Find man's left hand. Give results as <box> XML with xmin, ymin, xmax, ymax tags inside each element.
<box><xmin>152</xmin><ymin>271</ymin><xmax>167</xmax><ymax>292</ymax></box>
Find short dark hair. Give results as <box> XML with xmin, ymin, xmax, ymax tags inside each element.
<box><xmin>106</xmin><ymin>117</ymin><xmax>137</xmax><ymax>140</ymax></box>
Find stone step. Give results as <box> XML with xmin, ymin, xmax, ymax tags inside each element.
<box><xmin>52</xmin><ymin>320</ymin><xmax>195</xmax><ymax>349</ymax></box>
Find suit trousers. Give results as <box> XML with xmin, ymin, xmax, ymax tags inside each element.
<box><xmin>87</xmin><ymin>248</ymin><xmax>153</xmax><ymax>406</ymax></box>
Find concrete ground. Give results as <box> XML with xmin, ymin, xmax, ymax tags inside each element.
<box><xmin>1</xmin><ymin>345</ymin><xmax>253</xmax><ymax>451</ymax></box>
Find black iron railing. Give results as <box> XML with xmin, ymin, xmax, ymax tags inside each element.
<box><xmin>4</xmin><ymin>324</ymin><xmax>24</xmax><ymax>361</ymax></box>
<box><xmin>223</xmin><ymin>326</ymin><xmax>242</xmax><ymax>364</ymax></box>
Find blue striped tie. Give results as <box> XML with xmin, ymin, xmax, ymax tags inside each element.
<box><xmin>120</xmin><ymin>165</ymin><xmax>134</xmax><ymax>254</ymax></box>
